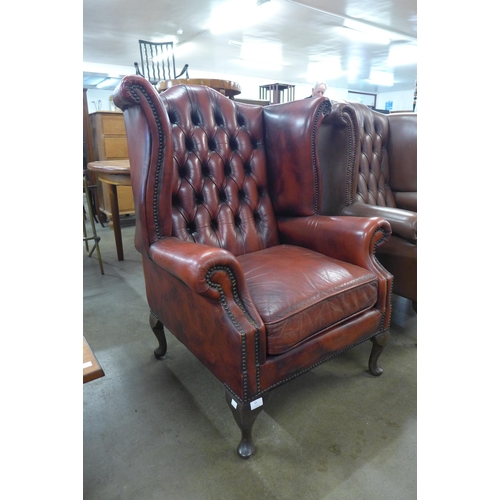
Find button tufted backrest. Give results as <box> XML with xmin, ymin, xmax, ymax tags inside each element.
<box><xmin>350</xmin><ymin>104</ymin><xmax>396</xmax><ymax>208</ymax></box>
<box><xmin>157</xmin><ymin>84</ymin><xmax>280</xmax><ymax>256</ymax></box>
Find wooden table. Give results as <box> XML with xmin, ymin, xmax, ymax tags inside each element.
<box><xmin>259</xmin><ymin>83</ymin><xmax>295</xmax><ymax>104</ymax></box>
<box><xmin>83</xmin><ymin>336</ymin><xmax>104</xmax><ymax>383</ymax></box>
<box><xmin>87</xmin><ymin>160</ymin><xmax>131</xmax><ymax>261</ymax></box>
<box><xmin>157</xmin><ymin>78</ymin><xmax>242</xmax><ymax>99</ymax></box>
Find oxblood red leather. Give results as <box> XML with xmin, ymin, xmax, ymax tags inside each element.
<box><xmin>113</xmin><ymin>76</ymin><xmax>393</xmax><ymax>457</ymax></box>
<box><xmin>318</xmin><ymin>102</ymin><xmax>417</xmax><ymax>304</ymax></box>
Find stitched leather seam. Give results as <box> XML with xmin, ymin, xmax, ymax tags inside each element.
<box><xmin>312</xmin><ymin>100</ymin><xmax>332</xmax><ymax>214</ymax></box>
<box><xmin>371</xmin><ymin>227</ymin><xmax>393</xmax><ymax>328</ymax></box>
<box><xmin>206</xmin><ymin>265</ymin><xmax>261</xmax><ymax>401</ymax></box>
<box><xmin>129</xmin><ymin>83</ymin><xmax>165</xmax><ymax>240</ymax></box>
<box><xmin>259</xmin><ymin>327</ymin><xmax>390</xmax><ymax>396</ymax></box>
<box><xmin>342</xmin><ymin>106</ymin><xmax>357</xmax><ymax>208</ymax></box>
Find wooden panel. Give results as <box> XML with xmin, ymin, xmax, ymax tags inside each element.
<box><xmin>101</xmin><ymin>114</ymin><xmax>126</xmax><ymax>135</ymax></box>
<box><xmin>117</xmin><ymin>186</ymin><xmax>134</xmax><ymax>213</ymax></box>
<box><xmin>103</xmin><ymin>137</ymin><xmax>129</xmax><ymax>158</ymax></box>
<box><xmin>97</xmin><ymin>184</ymin><xmax>134</xmax><ymax>216</ymax></box>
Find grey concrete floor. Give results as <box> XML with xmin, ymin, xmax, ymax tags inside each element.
<box><xmin>83</xmin><ymin>212</ymin><xmax>417</xmax><ymax>500</ymax></box>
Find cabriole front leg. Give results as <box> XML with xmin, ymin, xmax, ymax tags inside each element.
<box><xmin>149</xmin><ymin>312</ymin><xmax>167</xmax><ymax>360</ymax></box>
<box><xmin>369</xmin><ymin>330</ymin><xmax>390</xmax><ymax>376</ymax></box>
<box><xmin>225</xmin><ymin>390</ymin><xmax>268</xmax><ymax>459</ymax></box>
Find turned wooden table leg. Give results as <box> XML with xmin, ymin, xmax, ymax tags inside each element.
<box><xmin>108</xmin><ymin>183</ymin><xmax>124</xmax><ymax>261</ymax></box>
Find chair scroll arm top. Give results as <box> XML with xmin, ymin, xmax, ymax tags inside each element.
<box><xmin>148</xmin><ymin>238</ymin><xmax>259</xmax><ymax>318</ymax></box>
<box><xmin>277</xmin><ymin>215</ymin><xmax>392</xmax><ymax>267</ymax></box>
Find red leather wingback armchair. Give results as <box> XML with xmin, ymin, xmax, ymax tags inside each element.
<box><xmin>113</xmin><ymin>76</ymin><xmax>393</xmax><ymax>458</ymax></box>
<box><xmin>318</xmin><ymin>102</ymin><xmax>417</xmax><ymax>306</ymax></box>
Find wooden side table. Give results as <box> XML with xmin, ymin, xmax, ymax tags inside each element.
<box><xmin>259</xmin><ymin>83</ymin><xmax>295</xmax><ymax>104</ymax></box>
<box><xmin>87</xmin><ymin>160</ymin><xmax>131</xmax><ymax>261</ymax></box>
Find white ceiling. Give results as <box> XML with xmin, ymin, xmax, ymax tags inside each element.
<box><xmin>83</xmin><ymin>0</ymin><xmax>417</xmax><ymax>94</ymax></box>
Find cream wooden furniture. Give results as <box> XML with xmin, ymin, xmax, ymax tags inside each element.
<box><xmin>87</xmin><ymin>160</ymin><xmax>131</xmax><ymax>261</ymax></box>
<box><xmin>83</xmin><ymin>336</ymin><xmax>104</xmax><ymax>383</ymax></box>
<box><xmin>89</xmin><ymin>111</ymin><xmax>134</xmax><ymax>220</ymax></box>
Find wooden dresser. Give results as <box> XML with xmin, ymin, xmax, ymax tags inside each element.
<box><xmin>89</xmin><ymin>111</ymin><xmax>134</xmax><ymax>218</ymax></box>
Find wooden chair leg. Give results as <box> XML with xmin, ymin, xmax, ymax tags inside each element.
<box><xmin>149</xmin><ymin>312</ymin><xmax>167</xmax><ymax>359</ymax></box>
<box><xmin>225</xmin><ymin>390</ymin><xmax>268</xmax><ymax>459</ymax></box>
<box><xmin>369</xmin><ymin>330</ymin><xmax>390</xmax><ymax>376</ymax></box>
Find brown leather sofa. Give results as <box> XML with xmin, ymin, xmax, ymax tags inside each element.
<box><xmin>113</xmin><ymin>75</ymin><xmax>393</xmax><ymax>458</ymax></box>
<box><xmin>317</xmin><ymin>102</ymin><xmax>417</xmax><ymax>306</ymax></box>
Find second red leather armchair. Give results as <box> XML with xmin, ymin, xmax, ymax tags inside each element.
<box><xmin>318</xmin><ymin>102</ymin><xmax>417</xmax><ymax>306</ymax></box>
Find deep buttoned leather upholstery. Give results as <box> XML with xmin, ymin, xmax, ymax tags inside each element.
<box><xmin>113</xmin><ymin>76</ymin><xmax>393</xmax><ymax>458</ymax></box>
<box><xmin>318</xmin><ymin>102</ymin><xmax>417</xmax><ymax>304</ymax></box>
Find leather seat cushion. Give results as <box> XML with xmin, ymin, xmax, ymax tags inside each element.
<box><xmin>237</xmin><ymin>245</ymin><xmax>378</xmax><ymax>355</ymax></box>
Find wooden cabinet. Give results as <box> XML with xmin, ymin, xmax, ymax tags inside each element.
<box><xmin>89</xmin><ymin>111</ymin><xmax>134</xmax><ymax>217</ymax></box>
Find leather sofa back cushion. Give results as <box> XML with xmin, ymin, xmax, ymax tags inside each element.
<box><xmin>354</xmin><ymin>105</ymin><xmax>396</xmax><ymax>208</ymax></box>
<box><xmin>238</xmin><ymin>245</ymin><xmax>378</xmax><ymax>355</ymax></box>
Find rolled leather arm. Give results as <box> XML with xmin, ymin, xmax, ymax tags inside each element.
<box><xmin>148</xmin><ymin>238</ymin><xmax>261</xmax><ymax>321</ymax></box>
<box><xmin>343</xmin><ymin>202</ymin><xmax>417</xmax><ymax>241</ymax></box>
<box><xmin>277</xmin><ymin>215</ymin><xmax>392</xmax><ymax>270</ymax></box>
<box><xmin>149</xmin><ymin>237</ymin><xmax>266</xmax><ymax>391</ymax></box>
<box><xmin>278</xmin><ymin>215</ymin><xmax>393</xmax><ymax>319</ymax></box>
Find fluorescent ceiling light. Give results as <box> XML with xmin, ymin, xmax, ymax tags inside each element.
<box><xmin>346</xmin><ymin>56</ymin><xmax>364</xmax><ymax>82</ymax></box>
<box><xmin>83</xmin><ymin>62</ymin><xmax>134</xmax><ymax>75</ymax></box>
<box><xmin>342</xmin><ymin>27</ymin><xmax>390</xmax><ymax>45</ymax></box>
<box><xmin>209</xmin><ymin>0</ymin><xmax>280</xmax><ymax>34</ymax></box>
<box><xmin>306</xmin><ymin>58</ymin><xmax>342</xmax><ymax>81</ymax></box>
<box><xmin>233</xmin><ymin>58</ymin><xmax>283</xmax><ymax>71</ymax></box>
<box><xmin>174</xmin><ymin>41</ymin><xmax>195</xmax><ymax>59</ymax></box>
<box><xmin>240</xmin><ymin>40</ymin><xmax>282</xmax><ymax>65</ymax></box>
<box><xmin>286</xmin><ymin>2</ymin><xmax>415</xmax><ymax>42</ymax></box>
<box><xmin>387</xmin><ymin>44</ymin><xmax>418</xmax><ymax>66</ymax></box>
<box><xmin>344</xmin><ymin>19</ymin><xmax>390</xmax><ymax>37</ymax></box>
<box><xmin>343</xmin><ymin>18</ymin><xmax>414</xmax><ymax>45</ymax></box>
<box><xmin>96</xmin><ymin>78</ymin><xmax>120</xmax><ymax>89</ymax></box>
<box><xmin>367</xmin><ymin>71</ymin><xmax>394</xmax><ymax>87</ymax></box>
<box><xmin>341</xmin><ymin>20</ymin><xmax>391</xmax><ymax>45</ymax></box>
